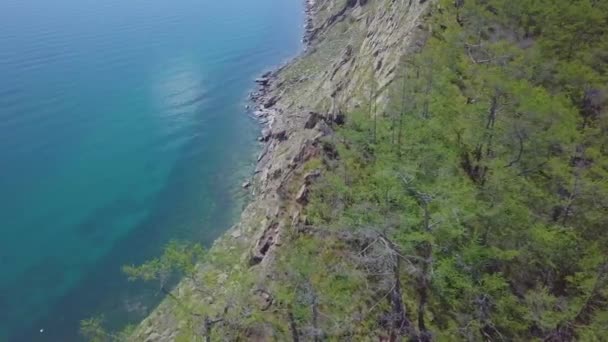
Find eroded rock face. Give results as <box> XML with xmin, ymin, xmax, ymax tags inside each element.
<box><xmin>285</xmin><ymin>0</ymin><xmax>430</xmax><ymax>114</ymax></box>
<box><xmin>304</xmin><ymin>111</ymin><xmax>325</xmax><ymax>129</ymax></box>
<box><xmin>295</xmin><ymin>169</ymin><xmax>322</xmax><ymax>205</ymax></box>
<box><xmin>255</xmin><ymin>77</ymin><xmax>270</xmax><ymax>86</ymax></box>
<box><xmin>271</xmin><ymin>129</ymin><xmax>287</xmax><ymax>141</ymax></box>
<box><xmin>233</xmin><ymin>0</ymin><xmax>430</xmax><ymax>291</ymax></box>
<box><xmin>304</xmin><ymin>169</ymin><xmax>322</xmax><ymax>184</ymax></box>
<box><xmin>249</xmin><ymin>221</ymin><xmax>279</xmax><ymax>266</ymax></box>
<box><xmin>295</xmin><ymin>184</ymin><xmax>309</xmax><ymax>204</ymax></box>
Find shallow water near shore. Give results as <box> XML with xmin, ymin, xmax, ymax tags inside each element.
<box><xmin>0</xmin><ymin>0</ymin><xmax>303</xmax><ymax>340</ymax></box>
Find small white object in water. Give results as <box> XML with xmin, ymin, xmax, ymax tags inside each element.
<box><xmin>40</xmin><ymin>329</ymin><xmax>44</xmax><ymax>333</ymax></box>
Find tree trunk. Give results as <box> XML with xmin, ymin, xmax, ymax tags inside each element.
<box><xmin>288</xmin><ymin>311</ymin><xmax>300</xmax><ymax>342</ymax></box>
<box><xmin>389</xmin><ymin>257</ymin><xmax>418</xmax><ymax>341</ymax></box>
<box><xmin>417</xmin><ymin>203</ymin><xmax>432</xmax><ymax>342</ymax></box>
<box><xmin>310</xmin><ymin>284</ymin><xmax>321</xmax><ymax>342</ymax></box>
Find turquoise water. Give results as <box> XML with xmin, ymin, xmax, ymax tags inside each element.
<box><xmin>0</xmin><ymin>0</ymin><xmax>303</xmax><ymax>340</ymax></box>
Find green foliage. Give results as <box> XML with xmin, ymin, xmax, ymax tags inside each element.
<box><xmin>80</xmin><ymin>316</ymin><xmax>112</xmax><ymax>342</ymax></box>
<box><xmin>301</xmin><ymin>0</ymin><xmax>608</xmax><ymax>339</ymax></box>
<box><xmin>270</xmin><ymin>233</ymin><xmax>371</xmax><ymax>339</ymax></box>
<box><xmin>122</xmin><ymin>241</ymin><xmax>206</xmax><ymax>284</ymax></box>
<box><xmin>80</xmin><ymin>243</ymin><xmax>208</xmax><ymax>342</ymax></box>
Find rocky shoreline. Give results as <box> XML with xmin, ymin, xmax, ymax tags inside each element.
<box><xmin>248</xmin><ymin>70</ymin><xmax>279</xmax><ymax>128</ymax></box>
<box><xmin>246</xmin><ymin>0</ymin><xmax>315</xmax><ymax>135</ymax></box>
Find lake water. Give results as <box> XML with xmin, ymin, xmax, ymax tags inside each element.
<box><xmin>0</xmin><ymin>0</ymin><xmax>303</xmax><ymax>340</ymax></box>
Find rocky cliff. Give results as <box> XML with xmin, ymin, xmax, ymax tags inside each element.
<box><xmin>133</xmin><ymin>0</ymin><xmax>430</xmax><ymax>340</ymax></box>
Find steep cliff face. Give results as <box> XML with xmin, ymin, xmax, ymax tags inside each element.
<box><xmin>132</xmin><ymin>1</ymin><xmax>430</xmax><ymax>340</ymax></box>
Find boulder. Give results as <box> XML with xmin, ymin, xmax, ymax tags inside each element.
<box><xmin>263</xmin><ymin>96</ymin><xmax>279</xmax><ymax>108</ymax></box>
<box><xmin>296</xmin><ymin>184</ymin><xmax>309</xmax><ymax>204</ymax></box>
<box><xmin>332</xmin><ymin>111</ymin><xmax>346</xmax><ymax>125</ymax></box>
<box><xmin>271</xmin><ymin>168</ymin><xmax>283</xmax><ymax>180</ymax></box>
<box><xmin>255</xmin><ymin>77</ymin><xmax>269</xmax><ymax>86</ymax></box>
<box><xmin>260</xmin><ymin>128</ymin><xmax>271</xmax><ymax>141</ymax></box>
<box><xmin>304</xmin><ymin>169</ymin><xmax>321</xmax><ymax>184</ymax></box>
<box><xmin>145</xmin><ymin>333</ymin><xmax>161</xmax><ymax>342</ymax></box>
<box><xmin>272</xmin><ymin>129</ymin><xmax>288</xmax><ymax>141</ymax></box>
<box><xmin>304</xmin><ymin>111</ymin><xmax>325</xmax><ymax>129</ymax></box>
<box><xmin>254</xmin><ymin>110</ymin><xmax>267</xmax><ymax>117</ymax></box>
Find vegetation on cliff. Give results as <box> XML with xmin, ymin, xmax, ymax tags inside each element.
<box><xmin>285</xmin><ymin>0</ymin><xmax>608</xmax><ymax>340</ymax></box>
<box><xmin>83</xmin><ymin>0</ymin><xmax>608</xmax><ymax>340</ymax></box>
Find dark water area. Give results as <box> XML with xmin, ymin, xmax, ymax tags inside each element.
<box><xmin>0</xmin><ymin>0</ymin><xmax>304</xmax><ymax>340</ymax></box>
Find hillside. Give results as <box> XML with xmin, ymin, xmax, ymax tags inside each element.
<box><xmin>86</xmin><ymin>0</ymin><xmax>608</xmax><ymax>340</ymax></box>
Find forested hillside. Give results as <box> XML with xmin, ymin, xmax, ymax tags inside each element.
<box><xmin>293</xmin><ymin>0</ymin><xmax>608</xmax><ymax>340</ymax></box>
<box><xmin>87</xmin><ymin>0</ymin><xmax>608</xmax><ymax>340</ymax></box>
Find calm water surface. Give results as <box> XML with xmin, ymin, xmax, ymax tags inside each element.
<box><xmin>0</xmin><ymin>0</ymin><xmax>303</xmax><ymax>340</ymax></box>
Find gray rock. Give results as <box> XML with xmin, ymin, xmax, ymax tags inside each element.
<box><xmin>272</xmin><ymin>129</ymin><xmax>287</xmax><ymax>141</ymax></box>
<box><xmin>145</xmin><ymin>333</ymin><xmax>161</xmax><ymax>342</ymax></box>
<box><xmin>255</xmin><ymin>77</ymin><xmax>269</xmax><ymax>86</ymax></box>
<box><xmin>263</xmin><ymin>96</ymin><xmax>279</xmax><ymax>108</ymax></box>
<box><xmin>260</xmin><ymin>129</ymin><xmax>271</xmax><ymax>141</ymax></box>
<box><xmin>296</xmin><ymin>184</ymin><xmax>309</xmax><ymax>204</ymax></box>
<box><xmin>304</xmin><ymin>169</ymin><xmax>321</xmax><ymax>184</ymax></box>
<box><xmin>304</xmin><ymin>111</ymin><xmax>325</xmax><ymax>129</ymax></box>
